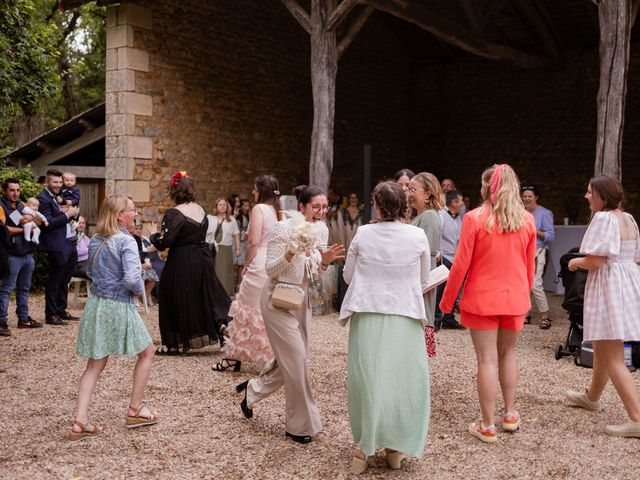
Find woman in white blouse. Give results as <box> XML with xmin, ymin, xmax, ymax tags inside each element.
<box><xmin>340</xmin><ymin>181</ymin><xmax>431</xmax><ymax>474</ymax></box>
<box><xmin>236</xmin><ymin>185</ymin><xmax>344</xmax><ymax>445</ymax></box>
<box><xmin>206</xmin><ymin>198</ymin><xmax>240</xmax><ymax>296</ymax></box>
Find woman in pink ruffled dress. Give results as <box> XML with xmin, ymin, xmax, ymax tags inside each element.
<box><xmin>213</xmin><ymin>175</ymin><xmax>280</xmax><ymax>372</ymax></box>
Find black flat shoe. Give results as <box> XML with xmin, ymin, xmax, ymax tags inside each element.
<box><xmin>286</xmin><ymin>431</ymin><xmax>312</xmax><ymax>444</ymax></box>
<box><xmin>236</xmin><ymin>380</ymin><xmax>249</xmax><ymax>394</ymax></box>
<box><xmin>213</xmin><ymin>358</ymin><xmax>241</xmax><ymax>372</ymax></box>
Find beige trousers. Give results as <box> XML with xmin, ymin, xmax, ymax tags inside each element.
<box><xmin>246</xmin><ymin>279</ymin><xmax>322</xmax><ymax>437</ymax></box>
<box><xmin>531</xmin><ymin>247</ymin><xmax>549</xmax><ymax>314</ymax></box>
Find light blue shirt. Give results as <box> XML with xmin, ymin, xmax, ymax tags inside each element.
<box><xmin>87</xmin><ymin>226</ymin><xmax>144</xmax><ymax>303</ymax></box>
<box><xmin>533</xmin><ymin>205</ymin><xmax>555</xmax><ymax>248</ymax></box>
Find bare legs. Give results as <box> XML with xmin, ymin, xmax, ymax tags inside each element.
<box><xmin>71</xmin><ymin>356</ymin><xmax>109</xmax><ymax>432</ymax></box>
<box><xmin>71</xmin><ymin>343</ymin><xmax>156</xmax><ymax>432</ymax></box>
<box><xmin>128</xmin><ymin>343</ymin><xmax>156</xmax><ymax>415</ymax></box>
<box><xmin>470</xmin><ymin>328</ymin><xmax>520</xmax><ymax>426</ymax></box>
<box><xmin>144</xmin><ymin>280</ymin><xmax>156</xmax><ymax>306</ymax></box>
<box><xmin>586</xmin><ymin>340</ymin><xmax>640</xmax><ymax>422</ymax></box>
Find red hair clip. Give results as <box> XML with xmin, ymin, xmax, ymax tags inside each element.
<box><xmin>171</xmin><ymin>171</ymin><xmax>189</xmax><ymax>186</ymax></box>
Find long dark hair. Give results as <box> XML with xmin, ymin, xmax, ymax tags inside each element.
<box><xmin>294</xmin><ymin>184</ymin><xmax>325</xmax><ymax>210</ymax></box>
<box><xmin>236</xmin><ymin>198</ymin><xmax>250</xmax><ymax>229</ymax></box>
<box><xmin>255</xmin><ymin>175</ymin><xmax>281</xmax><ymax>213</ymax></box>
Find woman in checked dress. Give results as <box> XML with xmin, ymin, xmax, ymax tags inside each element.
<box><xmin>566</xmin><ymin>175</ymin><xmax>640</xmax><ymax>437</ymax></box>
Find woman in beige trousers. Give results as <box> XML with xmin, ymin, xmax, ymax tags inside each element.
<box><xmin>236</xmin><ymin>185</ymin><xmax>345</xmax><ymax>444</ymax></box>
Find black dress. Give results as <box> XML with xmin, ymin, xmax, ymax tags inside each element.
<box><xmin>150</xmin><ymin>208</ymin><xmax>230</xmax><ymax>352</ymax></box>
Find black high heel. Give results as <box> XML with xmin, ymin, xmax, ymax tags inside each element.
<box><xmin>238</xmin><ymin>380</ymin><xmax>253</xmax><ymax>419</ymax></box>
<box><xmin>213</xmin><ymin>358</ymin><xmax>241</xmax><ymax>372</ymax></box>
<box><xmin>286</xmin><ymin>431</ymin><xmax>312</xmax><ymax>444</ymax></box>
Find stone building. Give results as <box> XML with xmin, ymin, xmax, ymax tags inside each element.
<box><xmin>68</xmin><ymin>1</ymin><xmax>640</xmax><ymax>221</ymax></box>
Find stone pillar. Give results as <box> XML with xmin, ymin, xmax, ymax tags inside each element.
<box><xmin>105</xmin><ymin>2</ymin><xmax>153</xmax><ymax>205</ymax></box>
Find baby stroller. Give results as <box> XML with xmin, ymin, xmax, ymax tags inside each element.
<box><xmin>554</xmin><ymin>248</ymin><xmax>588</xmax><ymax>366</ymax></box>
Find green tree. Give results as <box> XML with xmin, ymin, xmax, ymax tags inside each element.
<box><xmin>1</xmin><ymin>0</ymin><xmax>106</xmax><ymax>155</ymax></box>
<box><xmin>0</xmin><ymin>0</ymin><xmax>61</xmax><ymax>154</ymax></box>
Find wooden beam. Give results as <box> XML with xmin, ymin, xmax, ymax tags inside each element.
<box><xmin>594</xmin><ymin>0</ymin><xmax>631</xmax><ymax>179</ymax></box>
<box><xmin>632</xmin><ymin>0</ymin><xmax>640</xmax><ymax>28</ymax></box>
<box><xmin>78</xmin><ymin>117</ymin><xmax>97</xmax><ymax>131</ymax></box>
<box><xmin>459</xmin><ymin>0</ymin><xmax>488</xmax><ymax>37</ymax></box>
<box><xmin>337</xmin><ymin>6</ymin><xmax>375</xmax><ymax>59</ymax></box>
<box><xmin>327</xmin><ymin>0</ymin><xmax>359</xmax><ymax>31</ymax></box>
<box><xmin>362</xmin><ymin>0</ymin><xmax>559</xmax><ymax>69</ymax></box>
<box><xmin>309</xmin><ymin>0</ymin><xmax>338</xmax><ymax>192</ymax></box>
<box><xmin>508</xmin><ymin>0</ymin><xmax>564</xmax><ymax>62</ymax></box>
<box><xmin>280</xmin><ymin>0</ymin><xmax>312</xmax><ymax>35</ymax></box>
<box><xmin>36</xmin><ymin>140</ymin><xmax>58</xmax><ymax>152</ymax></box>
<box><xmin>30</xmin><ymin>125</ymin><xmax>105</xmax><ymax>168</ymax></box>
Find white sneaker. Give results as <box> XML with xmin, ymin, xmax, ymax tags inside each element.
<box><xmin>566</xmin><ymin>389</ymin><xmax>602</xmax><ymax>412</ymax></box>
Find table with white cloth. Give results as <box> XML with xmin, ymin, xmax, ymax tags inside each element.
<box><xmin>542</xmin><ymin>225</ymin><xmax>588</xmax><ymax>294</ymax></box>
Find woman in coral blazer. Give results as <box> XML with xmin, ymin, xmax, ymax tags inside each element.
<box><xmin>440</xmin><ymin>164</ymin><xmax>536</xmax><ymax>444</ymax></box>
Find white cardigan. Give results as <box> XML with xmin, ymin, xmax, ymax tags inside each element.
<box><xmin>339</xmin><ymin>221</ymin><xmax>431</xmax><ymax>326</ymax></box>
<box><xmin>265</xmin><ymin>218</ymin><xmax>328</xmax><ymax>285</ymax></box>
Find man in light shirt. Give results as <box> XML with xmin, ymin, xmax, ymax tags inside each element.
<box><xmin>521</xmin><ymin>185</ymin><xmax>555</xmax><ymax>329</ymax></box>
<box><xmin>435</xmin><ymin>190</ymin><xmax>465</xmax><ymax>330</ymax></box>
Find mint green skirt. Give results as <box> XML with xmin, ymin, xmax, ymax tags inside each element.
<box><xmin>76</xmin><ymin>295</ymin><xmax>152</xmax><ymax>359</ymax></box>
<box><xmin>347</xmin><ymin>312</ymin><xmax>430</xmax><ymax>458</ymax></box>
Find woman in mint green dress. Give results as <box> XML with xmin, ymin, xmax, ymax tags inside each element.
<box><xmin>339</xmin><ymin>181</ymin><xmax>431</xmax><ymax>474</ymax></box>
<box><xmin>67</xmin><ymin>194</ymin><xmax>157</xmax><ymax>442</ymax></box>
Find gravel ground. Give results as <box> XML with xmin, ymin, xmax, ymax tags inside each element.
<box><xmin>1</xmin><ymin>293</ymin><xmax>640</xmax><ymax>480</ymax></box>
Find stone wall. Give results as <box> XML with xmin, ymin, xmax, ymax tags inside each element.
<box><xmin>106</xmin><ymin>0</ymin><xmax>640</xmax><ymax>222</ymax></box>
<box><xmin>110</xmin><ymin>0</ymin><xmax>411</xmax><ymax>219</ymax></box>
<box><xmin>407</xmin><ymin>48</ymin><xmax>640</xmax><ymax>222</ymax></box>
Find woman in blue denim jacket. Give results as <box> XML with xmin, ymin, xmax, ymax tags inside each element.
<box><xmin>67</xmin><ymin>194</ymin><xmax>157</xmax><ymax>442</ymax></box>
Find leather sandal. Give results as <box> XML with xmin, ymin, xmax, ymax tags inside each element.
<box><xmin>213</xmin><ymin>358</ymin><xmax>241</xmax><ymax>372</ymax></box>
<box><xmin>386</xmin><ymin>449</ymin><xmax>404</xmax><ymax>470</ymax></box>
<box><xmin>67</xmin><ymin>420</ymin><xmax>103</xmax><ymax>442</ymax></box>
<box><xmin>126</xmin><ymin>403</ymin><xmax>159</xmax><ymax>428</ymax></box>
<box><xmin>351</xmin><ymin>452</ymin><xmax>368</xmax><ymax>474</ymax></box>
<box><xmin>540</xmin><ymin>317</ymin><xmax>552</xmax><ymax>330</ymax></box>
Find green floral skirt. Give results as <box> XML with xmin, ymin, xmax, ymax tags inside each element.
<box><xmin>76</xmin><ymin>295</ymin><xmax>152</xmax><ymax>359</ymax></box>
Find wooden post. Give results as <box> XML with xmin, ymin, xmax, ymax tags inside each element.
<box><xmin>594</xmin><ymin>0</ymin><xmax>632</xmax><ymax>179</ymax></box>
<box><xmin>362</xmin><ymin>144</ymin><xmax>372</xmax><ymax>225</ymax></box>
<box><xmin>309</xmin><ymin>0</ymin><xmax>337</xmax><ymax>192</ymax></box>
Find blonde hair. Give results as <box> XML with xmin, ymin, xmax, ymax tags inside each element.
<box><xmin>95</xmin><ymin>194</ymin><xmax>131</xmax><ymax>236</ymax></box>
<box><xmin>413</xmin><ymin>172</ymin><xmax>444</xmax><ymax>211</ymax></box>
<box><xmin>480</xmin><ymin>164</ymin><xmax>526</xmax><ymax>233</ymax></box>
<box><xmin>214</xmin><ymin>197</ymin><xmax>232</xmax><ymax>222</ymax></box>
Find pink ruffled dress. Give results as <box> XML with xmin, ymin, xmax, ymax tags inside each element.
<box><xmin>224</xmin><ymin>204</ymin><xmax>278</xmax><ymax>367</ymax></box>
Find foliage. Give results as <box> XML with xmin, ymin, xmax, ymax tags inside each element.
<box><xmin>0</xmin><ymin>160</ymin><xmax>42</xmax><ymax>200</ymax></box>
<box><xmin>0</xmin><ymin>0</ymin><xmax>61</xmax><ymax>141</ymax></box>
<box><xmin>1</xmin><ymin>0</ymin><xmax>106</xmax><ymax>152</ymax></box>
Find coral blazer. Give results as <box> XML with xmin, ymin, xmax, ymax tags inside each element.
<box><xmin>440</xmin><ymin>206</ymin><xmax>537</xmax><ymax>316</ymax></box>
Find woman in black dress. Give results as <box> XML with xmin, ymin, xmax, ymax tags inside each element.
<box><xmin>150</xmin><ymin>172</ymin><xmax>230</xmax><ymax>354</ymax></box>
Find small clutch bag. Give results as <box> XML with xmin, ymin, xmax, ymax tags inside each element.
<box><xmin>271</xmin><ymin>283</ymin><xmax>305</xmax><ymax>310</ymax></box>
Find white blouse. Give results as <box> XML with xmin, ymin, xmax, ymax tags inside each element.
<box><xmin>339</xmin><ymin>221</ymin><xmax>431</xmax><ymax>326</ymax></box>
<box><xmin>205</xmin><ymin>215</ymin><xmax>239</xmax><ymax>246</ymax></box>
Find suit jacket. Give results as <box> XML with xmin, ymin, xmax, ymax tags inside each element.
<box><xmin>440</xmin><ymin>206</ymin><xmax>536</xmax><ymax>316</ymax></box>
<box><xmin>37</xmin><ymin>188</ymin><xmax>72</xmax><ymax>252</ymax></box>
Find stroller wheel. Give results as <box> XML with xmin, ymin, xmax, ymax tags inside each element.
<box><xmin>574</xmin><ymin>355</ymin><xmax>581</xmax><ymax>366</ymax></box>
<box><xmin>554</xmin><ymin>344</ymin><xmax>564</xmax><ymax>360</ymax></box>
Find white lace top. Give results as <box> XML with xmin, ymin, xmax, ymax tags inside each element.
<box><xmin>265</xmin><ymin>218</ymin><xmax>328</xmax><ymax>285</ymax></box>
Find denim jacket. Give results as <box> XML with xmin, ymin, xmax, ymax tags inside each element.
<box><xmin>87</xmin><ymin>227</ymin><xmax>144</xmax><ymax>303</ymax></box>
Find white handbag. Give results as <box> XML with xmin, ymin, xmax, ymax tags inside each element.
<box><xmin>271</xmin><ymin>283</ymin><xmax>305</xmax><ymax>310</ymax></box>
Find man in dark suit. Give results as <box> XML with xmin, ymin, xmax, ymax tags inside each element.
<box><xmin>38</xmin><ymin>169</ymin><xmax>80</xmax><ymax>325</ymax></box>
